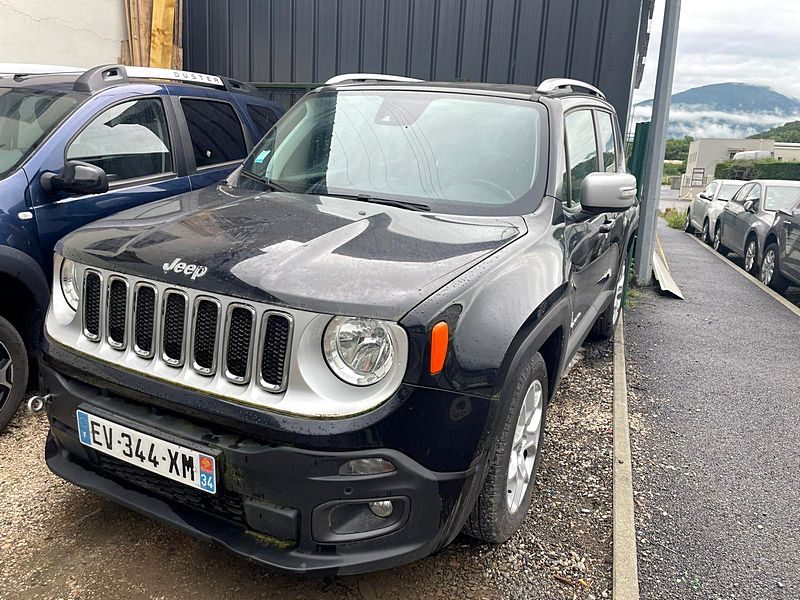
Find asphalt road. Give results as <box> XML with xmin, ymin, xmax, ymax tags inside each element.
<box><xmin>625</xmin><ymin>220</ymin><xmax>800</xmax><ymax>599</ymax></box>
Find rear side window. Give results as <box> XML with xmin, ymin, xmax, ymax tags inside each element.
<box><xmin>181</xmin><ymin>99</ymin><xmax>246</xmax><ymax>168</ymax></box>
<box><xmin>246</xmin><ymin>104</ymin><xmax>280</xmax><ymax>140</ymax></box>
<box><xmin>565</xmin><ymin>110</ymin><xmax>600</xmax><ymax>206</ymax></box>
<box><xmin>67</xmin><ymin>98</ymin><xmax>172</xmax><ymax>183</ymax></box>
<box><xmin>595</xmin><ymin>111</ymin><xmax>617</xmax><ymax>173</ymax></box>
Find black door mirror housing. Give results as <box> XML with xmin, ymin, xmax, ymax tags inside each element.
<box><xmin>580</xmin><ymin>172</ymin><xmax>637</xmax><ymax>213</ymax></box>
<box><xmin>698</xmin><ymin>192</ymin><xmax>710</xmax><ymax>201</ymax></box>
<box><xmin>41</xmin><ymin>161</ymin><xmax>109</xmax><ymax>196</ymax></box>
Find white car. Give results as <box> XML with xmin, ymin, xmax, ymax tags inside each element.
<box><xmin>686</xmin><ymin>179</ymin><xmax>746</xmax><ymax>244</ymax></box>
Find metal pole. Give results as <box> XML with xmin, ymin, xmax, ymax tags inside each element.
<box><xmin>634</xmin><ymin>0</ymin><xmax>681</xmax><ymax>286</ymax></box>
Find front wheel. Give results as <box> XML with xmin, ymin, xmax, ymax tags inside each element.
<box><xmin>684</xmin><ymin>209</ymin><xmax>694</xmax><ymax>233</ymax></box>
<box><xmin>760</xmin><ymin>243</ymin><xmax>789</xmax><ymax>293</ymax></box>
<box><xmin>0</xmin><ymin>316</ymin><xmax>29</xmax><ymax>433</ymax></box>
<box><xmin>744</xmin><ymin>237</ymin><xmax>759</xmax><ymax>275</ymax></box>
<box><xmin>713</xmin><ymin>224</ymin><xmax>729</xmax><ymax>255</ymax></box>
<box><xmin>463</xmin><ymin>352</ymin><xmax>548</xmax><ymax>543</ymax></box>
<box><xmin>701</xmin><ymin>219</ymin><xmax>712</xmax><ymax>245</ymax></box>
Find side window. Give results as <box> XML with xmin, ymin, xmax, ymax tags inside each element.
<box><xmin>565</xmin><ymin>110</ymin><xmax>600</xmax><ymax>206</ymax></box>
<box><xmin>746</xmin><ymin>184</ymin><xmax>761</xmax><ymax>209</ymax></box>
<box><xmin>732</xmin><ymin>184</ymin><xmax>752</xmax><ymax>204</ymax></box>
<box><xmin>181</xmin><ymin>99</ymin><xmax>247</xmax><ymax>168</ymax></box>
<box><xmin>67</xmin><ymin>98</ymin><xmax>172</xmax><ymax>183</ymax></box>
<box><xmin>595</xmin><ymin>111</ymin><xmax>617</xmax><ymax>173</ymax></box>
<box><xmin>702</xmin><ymin>182</ymin><xmax>718</xmax><ymax>198</ymax></box>
<box><xmin>246</xmin><ymin>104</ymin><xmax>280</xmax><ymax>140</ymax></box>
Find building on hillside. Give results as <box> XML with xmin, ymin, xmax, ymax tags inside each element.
<box><xmin>682</xmin><ymin>139</ymin><xmax>800</xmax><ymax>198</ymax></box>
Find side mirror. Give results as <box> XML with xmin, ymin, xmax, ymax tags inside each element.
<box><xmin>698</xmin><ymin>192</ymin><xmax>710</xmax><ymax>201</ymax></box>
<box><xmin>580</xmin><ymin>172</ymin><xmax>637</xmax><ymax>213</ymax></box>
<box><xmin>41</xmin><ymin>161</ymin><xmax>109</xmax><ymax>196</ymax></box>
<box><xmin>743</xmin><ymin>200</ymin><xmax>755</xmax><ymax>213</ymax></box>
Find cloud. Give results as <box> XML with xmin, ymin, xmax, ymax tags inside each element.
<box><xmin>635</xmin><ymin>0</ymin><xmax>800</xmax><ymax>102</ymax></box>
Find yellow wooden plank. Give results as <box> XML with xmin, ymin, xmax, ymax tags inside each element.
<box><xmin>140</xmin><ymin>0</ymin><xmax>155</xmax><ymax>67</ymax></box>
<box><xmin>149</xmin><ymin>0</ymin><xmax>174</xmax><ymax>68</ymax></box>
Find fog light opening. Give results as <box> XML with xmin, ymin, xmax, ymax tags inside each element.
<box><xmin>368</xmin><ymin>500</ymin><xmax>394</xmax><ymax>518</ymax></box>
<box><xmin>339</xmin><ymin>457</ymin><xmax>396</xmax><ymax>476</ymax></box>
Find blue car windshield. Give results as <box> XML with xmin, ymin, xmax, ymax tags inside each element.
<box><xmin>0</xmin><ymin>87</ymin><xmax>81</xmax><ymax>178</ymax></box>
<box><xmin>240</xmin><ymin>90</ymin><xmax>548</xmax><ymax>216</ymax></box>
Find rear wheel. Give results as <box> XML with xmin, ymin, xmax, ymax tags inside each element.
<box><xmin>744</xmin><ymin>237</ymin><xmax>759</xmax><ymax>275</ymax></box>
<box><xmin>760</xmin><ymin>243</ymin><xmax>789</xmax><ymax>293</ymax></box>
<box><xmin>463</xmin><ymin>352</ymin><xmax>548</xmax><ymax>543</ymax></box>
<box><xmin>684</xmin><ymin>209</ymin><xmax>694</xmax><ymax>233</ymax></box>
<box><xmin>0</xmin><ymin>316</ymin><xmax>29</xmax><ymax>433</ymax></box>
<box><xmin>592</xmin><ymin>249</ymin><xmax>628</xmax><ymax>340</ymax></box>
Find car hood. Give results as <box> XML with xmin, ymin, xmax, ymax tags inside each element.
<box><xmin>58</xmin><ymin>185</ymin><xmax>526</xmax><ymax>320</ymax></box>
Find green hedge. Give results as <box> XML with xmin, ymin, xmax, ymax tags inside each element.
<box><xmin>714</xmin><ymin>159</ymin><xmax>800</xmax><ymax>181</ymax></box>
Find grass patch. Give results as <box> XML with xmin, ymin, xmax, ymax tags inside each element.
<box><xmin>660</xmin><ymin>207</ymin><xmax>687</xmax><ymax>230</ymax></box>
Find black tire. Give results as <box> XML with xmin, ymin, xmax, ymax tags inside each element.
<box><xmin>713</xmin><ymin>223</ymin><xmax>729</xmax><ymax>255</ymax></box>
<box><xmin>701</xmin><ymin>219</ymin><xmax>711</xmax><ymax>245</ymax></box>
<box><xmin>760</xmin><ymin>242</ymin><xmax>789</xmax><ymax>293</ymax></box>
<box><xmin>463</xmin><ymin>351</ymin><xmax>548</xmax><ymax>543</ymax></box>
<box><xmin>684</xmin><ymin>209</ymin><xmax>694</xmax><ymax>233</ymax></box>
<box><xmin>0</xmin><ymin>316</ymin><xmax>29</xmax><ymax>433</ymax></box>
<box><xmin>744</xmin><ymin>236</ymin><xmax>759</xmax><ymax>275</ymax></box>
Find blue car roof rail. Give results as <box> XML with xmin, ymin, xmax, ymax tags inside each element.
<box><xmin>73</xmin><ymin>65</ymin><xmax>261</xmax><ymax>96</ymax></box>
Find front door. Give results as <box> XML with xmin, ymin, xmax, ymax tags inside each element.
<box><xmin>32</xmin><ymin>96</ymin><xmax>191</xmax><ymax>256</ymax></box>
<box><xmin>721</xmin><ymin>183</ymin><xmax>754</xmax><ymax>254</ymax></box>
<box><xmin>782</xmin><ymin>210</ymin><xmax>800</xmax><ymax>280</ymax></box>
<box><xmin>563</xmin><ymin>108</ymin><xmax>619</xmax><ymax>335</ymax></box>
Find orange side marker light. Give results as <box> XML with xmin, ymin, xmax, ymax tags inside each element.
<box><xmin>430</xmin><ymin>322</ymin><xmax>449</xmax><ymax>374</ymax></box>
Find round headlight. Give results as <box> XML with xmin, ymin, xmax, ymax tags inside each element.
<box><xmin>60</xmin><ymin>258</ymin><xmax>79</xmax><ymax>311</ymax></box>
<box><xmin>323</xmin><ymin>316</ymin><xmax>395</xmax><ymax>386</ymax></box>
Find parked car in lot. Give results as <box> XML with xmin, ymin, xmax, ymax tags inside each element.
<box><xmin>37</xmin><ymin>75</ymin><xmax>638</xmax><ymax>575</ymax></box>
<box><xmin>0</xmin><ymin>64</ymin><xmax>283</xmax><ymax>432</ymax></box>
<box><xmin>715</xmin><ymin>179</ymin><xmax>800</xmax><ymax>275</ymax></box>
<box><xmin>685</xmin><ymin>179</ymin><xmax>744</xmax><ymax>244</ymax></box>
<box><xmin>760</xmin><ymin>204</ymin><xmax>800</xmax><ymax>292</ymax></box>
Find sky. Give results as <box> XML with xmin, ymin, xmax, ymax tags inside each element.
<box><xmin>634</xmin><ymin>0</ymin><xmax>800</xmax><ymax>103</ymax></box>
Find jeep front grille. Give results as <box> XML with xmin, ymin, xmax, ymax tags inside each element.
<box><xmin>82</xmin><ymin>271</ymin><xmax>102</xmax><ymax>340</ymax></box>
<box><xmin>80</xmin><ymin>272</ymin><xmax>292</xmax><ymax>393</ymax></box>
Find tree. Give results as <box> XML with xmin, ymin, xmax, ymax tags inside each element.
<box><xmin>664</xmin><ymin>136</ymin><xmax>693</xmax><ymax>161</ymax></box>
<box><xmin>749</xmin><ymin>121</ymin><xmax>800</xmax><ymax>143</ymax></box>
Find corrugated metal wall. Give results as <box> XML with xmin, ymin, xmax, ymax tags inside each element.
<box><xmin>184</xmin><ymin>0</ymin><xmax>648</xmax><ymax>125</ymax></box>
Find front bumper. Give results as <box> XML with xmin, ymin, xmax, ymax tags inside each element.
<box><xmin>40</xmin><ymin>359</ymin><xmax>484</xmax><ymax>576</ymax></box>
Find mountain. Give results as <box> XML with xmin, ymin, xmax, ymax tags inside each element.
<box><xmin>633</xmin><ymin>83</ymin><xmax>800</xmax><ymax>139</ymax></box>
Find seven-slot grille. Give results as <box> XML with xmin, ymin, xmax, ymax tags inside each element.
<box><xmin>80</xmin><ymin>272</ymin><xmax>292</xmax><ymax>391</ymax></box>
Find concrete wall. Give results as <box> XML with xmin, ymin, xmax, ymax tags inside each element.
<box><xmin>0</xmin><ymin>0</ymin><xmax>126</xmax><ymax>68</ymax></box>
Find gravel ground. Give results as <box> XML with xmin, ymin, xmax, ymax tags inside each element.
<box><xmin>0</xmin><ymin>341</ymin><xmax>614</xmax><ymax>600</ymax></box>
<box><xmin>626</xmin><ymin>221</ymin><xmax>800</xmax><ymax>599</ymax></box>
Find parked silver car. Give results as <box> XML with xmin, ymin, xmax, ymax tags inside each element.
<box><xmin>685</xmin><ymin>179</ymin><xmax>744</xmax><ymax>244</ymax></box>
<box><xmin>715</xmin><ymin>179</ymin><xmax>800</xmax><ymax>275</ymax></box>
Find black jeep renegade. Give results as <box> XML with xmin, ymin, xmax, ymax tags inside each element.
<box><xmin>40</xmin><ymin>75</ymin><xmax>638</xmax><ymax>575</ymax></box>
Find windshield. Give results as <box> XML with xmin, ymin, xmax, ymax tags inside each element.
<box><xmin>764</xmin><ymin>186</ymin><xmax>800</xmax><ymax>212</ymax></box>
<box><xmin>718</xmin><ymin>183</ymin><xmax>741</xmax><ymax>201</ymax></box>
<box><xmin>0</xmin><ymin>87</ymin><xmax>81</xmax><ymax>178</ymax></box>
<box><xmin>239</xmin><ymin>90</ymin><xmax>547</xmax><ymax>215</ymax></box>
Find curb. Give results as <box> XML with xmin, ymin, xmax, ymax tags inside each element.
<box><xmin>686</xmin><ymin>233</ymin><xmax>800</xmax><ymax>318</ymax></box>
<box><xmin>612</xmin><ymin>317</ymin><xmax>639</xmax><ymax>600</ymax></box>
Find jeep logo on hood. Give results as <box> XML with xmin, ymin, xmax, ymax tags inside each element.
<box><xmin>163</xmin><ymin>258</ymin><xmax>208</xmax><ymax>280</ymax></box>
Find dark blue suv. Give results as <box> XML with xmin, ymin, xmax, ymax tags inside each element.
<box><xmin>0</xmin><ymin>64</ymin><xmax>284</xmax><ymax>431</ymax></box>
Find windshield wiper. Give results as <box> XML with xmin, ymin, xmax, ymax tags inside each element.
<box><xmin>240</xmin><ymin>170</ymin><xmax>292</xmax><ymax>193</ymax></box>
<box><xmin>324</xmin><ymin>191</ymin><xmax>430</xmax><ymax>212</ymax></box>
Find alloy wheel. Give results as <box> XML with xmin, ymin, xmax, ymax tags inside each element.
<box><xmin>745</xmin><ymin>240</ymin><xmax>757</xmax><ymax>272</ymax></box>
<box><xmin>612</xmin><ymin>260</ymin><xmax>627</xmax><ymax>327</ymax></box>
<box><xmin>714</xmin><ymin>229</ymin><xmax>721</xmax><ymax>251</ymax></box>
<box><xmin>761</xmin><ymin>249</ymin><xmax>776</xmax><ymax>285</ymax></box>
<box><xmin>0</xmin><ymin>341</ymin><xmax>14</xmax><ymax>409</ymax></box>
<box><xmin>702</xmin><ymin>222</ymin><xmax>709</xmax><ymax>244</ymax></box>
<box><xmin>506</xmin><ymin>379</ymin><xmax>544</xmax><ymax>514</ymax></box>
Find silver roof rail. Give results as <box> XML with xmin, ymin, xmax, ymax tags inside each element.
<box><xmin>324</xmin><ymin>73</ymin><xmax>423</xmax><ymax>86</ymax></box>
<box><xmin>536</xmin><ymin>78</ymin><xmax>606</xmax><ymax>99</ymax></box>
<box><xmin>0</xmin><ymin>63</ymin><xmax>83</xmax><ymax>76</ymax></box>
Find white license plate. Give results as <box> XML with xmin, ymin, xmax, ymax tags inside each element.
<box><xmin>76</xmin><ymin>410</ymin><xmax>216</xmax><ymax>494</ymax></box>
